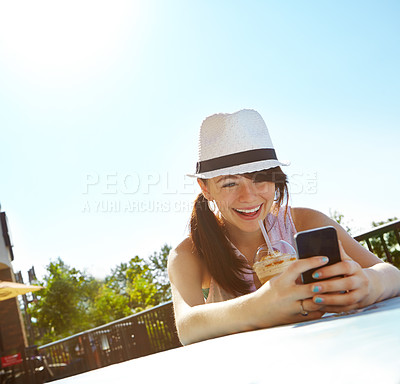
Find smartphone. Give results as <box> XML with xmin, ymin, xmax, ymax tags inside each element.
<box><xmin>294</xmin><ymin>226</ymin><xmax>341</xmax><ymax>284</ymax></box>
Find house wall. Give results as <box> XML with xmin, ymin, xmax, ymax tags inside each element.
<box><xmin>0</xmin><ymin>213</ymin><xmax>28</xmax><ymax>355</ymax></box>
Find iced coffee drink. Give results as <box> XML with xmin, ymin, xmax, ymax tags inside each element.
<box><xmin>253</xmin><ymin>241</ymin><xmax>297</xmax><ymax>284</ymax></box>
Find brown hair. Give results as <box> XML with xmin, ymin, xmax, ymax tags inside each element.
<box><xmin>189</xmin><ymin>167</ymin><xmax>289</xmax><ymax>296</ymax></box>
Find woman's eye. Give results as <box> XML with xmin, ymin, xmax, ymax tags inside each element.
<box><xmin>222</xmin><ymin>182</ymin><xmax>236</xmax><ymax>188</ymax></box>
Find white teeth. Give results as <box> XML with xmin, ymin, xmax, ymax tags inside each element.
<box><xmin>235</xmin><ymin>205</ymin><xmax>262</xmax><ymax>214</ymax></box>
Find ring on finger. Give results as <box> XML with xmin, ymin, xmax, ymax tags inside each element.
<box><xmin>300</xmin><ymin>300</ymin><xmax>309</xmax><ymax>316</ymax></box>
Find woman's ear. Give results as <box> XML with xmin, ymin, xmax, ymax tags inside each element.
<box><xmin>197</xmin><ymin>179</ymin><xmax>213</xmax><ymax>201</ymax></box>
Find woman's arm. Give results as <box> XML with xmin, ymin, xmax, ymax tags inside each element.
<box><xmin>168</xmin><ymin>237</ymin><xmax>326</xmax><ymax>345</ymax></box>
<box><xmin>167</xmin><ymin>238</ymin><xmax>255</xmax><ymax>344</ymax></box>
<box><xmin>291</xmin><ymin>207</ymin><xmax>400</xmax><ymax>310</ymax></box>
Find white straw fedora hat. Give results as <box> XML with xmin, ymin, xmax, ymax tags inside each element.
<box><xmin>188</xmin><ymin>109</ymin><xmax>289</xmax><ymax>179</ymax></box>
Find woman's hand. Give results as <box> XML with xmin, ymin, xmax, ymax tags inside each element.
<box><xmin>304</xmin><ymin>241</ymin><xmax>372</xmax><ymax>313</ymax></box>
<box><xmin>251</xmin><ymin>256</ymin><xmax>330</xmax><ymax>328</ymax></box>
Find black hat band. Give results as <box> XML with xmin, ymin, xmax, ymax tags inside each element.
<box><xmin>196</xmin><ymin>148</ymin><xmax>277</xmax><ymax>174</ymax></box>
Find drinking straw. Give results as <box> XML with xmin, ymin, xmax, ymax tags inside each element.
<box><xmin>258</xmin><ymin>220</ymin><xmax>274</xmax><ymax>254</ymax></box>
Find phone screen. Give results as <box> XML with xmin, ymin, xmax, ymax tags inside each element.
<box><xmin>295</xmin><ymin>226</ymin><xmax>341</xmax><ymax>284</ymax></box>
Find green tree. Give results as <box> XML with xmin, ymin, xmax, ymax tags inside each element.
<box><xmin>371</xmin><ymin>217</ymin><xmax>398</xmax><ymax>228</ymax></box>
<box><xmin>105</xmin><ymin>255</ymin><xmax>161</xmax><ymax>312</ymax></box>
<box><xmin>148</xmin><ymin>244</ymin><xmax>172</xmax><ymax>303</ymax></box>
<box><xmin>328</xmin><ymin>212</ymin><xmax>400</xmax><ymax>268</ymax></box>
<box><xmin>105</xmin><ymin>262</ymin><xmax>129</xmax><ymax>295</ymax></box>
<box><xmin>88</xmin><ymin>285</ymin><xmax>131</xmax><ymax>326</ymax></box>
<box><xmin>28</xmin><ymin>258</ymin><xmax>96</xmax><ymax>344</ymax></box>
<box><xmin>105</xmin><ymin>245</ymin><xmax>173</xmax><ymax>310</ymax></box>
<box><xmin>126</xmin><ymin>255</ymin><xmax>159</xmax><ymax>311</ymax></box>
<box><xmin>368</xmin><ymin>217</ymin><xmax>400</xmax><ymax>268</ymax></box>
<box><xmin>29</xmin><ymin>244</ymin><xmax>174</xmax><ymax>344</ymax></box>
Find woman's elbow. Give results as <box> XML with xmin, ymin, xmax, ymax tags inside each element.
<box><xmin>174</xmin><ymin>312</ymin><xmax>206</xmax><ymax>346</ymax></box>
<box><xmin>175</xmin><ymin>319</ymin><xmax>194</xmax><ymax>346</ymax></box>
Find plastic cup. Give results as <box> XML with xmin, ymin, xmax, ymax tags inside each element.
<box><xmin>253</xmin><ymin>240</ymin><xmax>297</xmax><ymax>284</ymax></box>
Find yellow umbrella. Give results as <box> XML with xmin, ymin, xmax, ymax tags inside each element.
<box><xmin>0</xmin><ymin>281</ymin><xmax>44</xmax><ymax>301</ymax></box>
<box><xmin>0</xmin><ymin>281</ymin><xmax>44</xmax><ymax>356</ymax></box>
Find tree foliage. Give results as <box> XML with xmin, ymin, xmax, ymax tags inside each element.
<box><xmin>329</xmin><ymin>211</ymin><xmax>400</xmax><ymax>268</ymax></box>
<box><xmin>28</xmin><ymin>258</ymin><xmax>97</xmax><ymax>344</ymax></box>
<box><xmin>88</xmin><ymin>285</ymin><xmax>131</xmax><ymax>326</ymax></box>
<box><xmin>29</xmin><ymin>245</ymin><xmax>172</xmax><ymax>345</ymax></box>
<box><xmin>369</xmin><ymin>217</ymin><xmax>400</xmax><ymax>268</ymax></box>
<box><xmin>148</xmin><ymin>244</ymin><xmax>172</xmax><ymax>302</ymax></box>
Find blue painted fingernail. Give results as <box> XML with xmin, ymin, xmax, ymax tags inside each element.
<box><xmin>313</xmin><ymin>272</ymin><xmax>320</xmax><ymax>279</ymax></box>
<box><xmin>322</xmin><ymin>257</ymin><xmax>328</xmax><ymax>263</ymax></box>
<box><xmin>312</xmin><ymin>286</ymin><xmax>321</xmax><ymax>293</ymax></box>
<box><xmin>315</xmin><ymin>297</ymin><xmax>323</xmax><ymax>304</ymax></box>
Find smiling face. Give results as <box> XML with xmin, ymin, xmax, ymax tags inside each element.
<box><xmin>198</xmin><ymin>174</ymin><xmax>276</xmax><ymax>235</ymax></box>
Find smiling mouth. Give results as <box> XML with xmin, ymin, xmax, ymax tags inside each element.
<box><xmin>233</xmin><ymin>204</ymin><xmax>263</xmax><ymax>217</ymax></box>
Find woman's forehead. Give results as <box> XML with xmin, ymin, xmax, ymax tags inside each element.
<box><xmin>214</xmin><ymin>174</ymin><xmax>241</xmax><ymax>182</ymax></box>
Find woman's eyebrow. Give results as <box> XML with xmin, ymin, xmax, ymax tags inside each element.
<box><xmin>216</xmin><ymin>175</ymin><xmax>238</xmax><ymax>184</ymax></box>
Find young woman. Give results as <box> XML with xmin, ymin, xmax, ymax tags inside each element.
<box><xmin>167</xmin><ymin>109</ymin><xmax>400</xmax><ymax>345</ymax></box>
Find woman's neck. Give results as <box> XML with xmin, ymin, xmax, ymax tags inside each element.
<box><xmin>224</xmin><ymin>221</ymin><xmax>266</xmax><ymax>264</ymax></box>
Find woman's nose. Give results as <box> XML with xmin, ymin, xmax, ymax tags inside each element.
<box><xmin>238</xmin><ymin>181</ymin><xmax>257</xmax><ymax>201</ymax></box>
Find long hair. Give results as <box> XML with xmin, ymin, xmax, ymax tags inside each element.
<box><xmin>189</xmin><ymin>167</ymin><xmax>289</xmax><ymax>296</ymax></box>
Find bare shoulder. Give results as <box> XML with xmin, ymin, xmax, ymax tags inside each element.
<box><xmin>291</xmin><ymin>207</ymin><xmax>382</xmax><ymax>267</ymax></box>
<box><xmin>168</xmin><ymin>237</ymin><xmax>194</xmax><ymax>261</ymax></box>
<box><xmin>168</xmin><ymin>237</ymin><xmax>207</xmax><ymax>309</ymax></box>
<box><xmin>168</xmin><ymin>237</ymin><xmax>204</xmax><ymax>281</ymax></box>
<box><xmin>291</xmin><ymin>207</ymin><xmax>333</xmax><ymax>232</ymax></box>
<box><xmin>168</xmin><ymin>237</ymin><xmax>194</xmax><ymax>269</ymax></box>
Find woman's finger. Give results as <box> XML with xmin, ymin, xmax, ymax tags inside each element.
<box><xmin>309</xmin><ymin>241</ymin><xmax>356</xmax><ymax>280</ymax></box>
<box><xmin>310</xmin><ymin>259</ymin><xmax>359</xmax><ymax>280</ymax></box>
<box><xmin>309</xmin><ymin>276</ymin><xmax>359</xmax><ymax>295</ymax></box>
<box><xmin>312</xmin><ymin>289</ymin><xmax>364</xmax><ymax>307</ymax></box>
<box><xmin>282</xmin><ymin>256</ymin><xmax>329</xmax><ymax>283</ymax></box>
<box><xmin>300</xmin><ymin>298</ymin><xmax>325</xmax><ymax>313</ymax></box>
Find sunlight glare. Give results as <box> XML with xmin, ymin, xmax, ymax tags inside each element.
<box><xmin>0</xmin><ymin>0</ymin><xmax>140</xmax><ymax>85</ymax></box>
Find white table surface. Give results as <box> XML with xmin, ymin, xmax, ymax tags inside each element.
<box><xmin>55</xmin><ymin>296</ymin><xmax>400</xmax><ymax>384</ymax></box>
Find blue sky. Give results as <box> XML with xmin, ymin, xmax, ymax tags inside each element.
<box><xmin>0</xmin><ymin>0</ymin><xmax>399</xmax><ymax>281</ymax></box>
